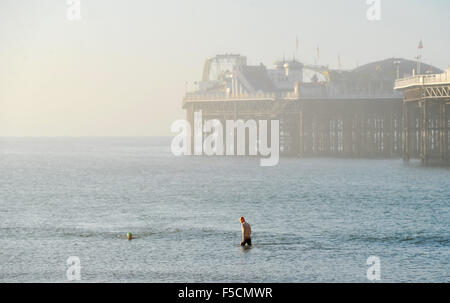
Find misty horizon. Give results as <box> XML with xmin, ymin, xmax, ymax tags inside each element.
<box><xmin>1</xmin><ymin>0</ymin><xmax>449</xmax><ymax>136</ymax></box>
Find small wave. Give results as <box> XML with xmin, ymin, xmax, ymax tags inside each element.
<box><xmin>343</xmin><ymin>232</ymin><xmax>450</xmax><ymax>246</ymax></box>
<box><xmin>0</xmin><ymin>226</ymin><xmax>237</xmax><ymax>241</ymax></box>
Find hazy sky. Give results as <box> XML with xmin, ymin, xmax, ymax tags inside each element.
<box><xmin>1</xmin><ymin>0</ymin><xmax>449</xmax><ymax>136</ymax></box>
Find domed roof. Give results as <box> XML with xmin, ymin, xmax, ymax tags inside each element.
<box><xmin>327</xmin><ymin>58</ymin><xmax>444</xmax><ymax>95</ymax></box>
<box><xmin>329</xmin><ymin>58</ymin><xmax>444</xmax><ymax>85</ymax></box>
<box><xmin>352</xmin><ymin>58</ymin><xmax>443</xmax><ymax>78</ymax></box>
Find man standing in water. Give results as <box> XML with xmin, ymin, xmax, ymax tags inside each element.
<box><xmin>240</xmin><ymin>217</ymin><xmax>252</xmax><ymax>246</ymax></box>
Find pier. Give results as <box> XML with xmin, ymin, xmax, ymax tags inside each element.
<box><xmin>394</xmin><ymin>69</ymin><xmax>450</xmax><ymax>164</ymax></box>
<box><xmin>183</xmin><ymin>54</ymin><xmax>449</xmax><ymax>164</ymax></box>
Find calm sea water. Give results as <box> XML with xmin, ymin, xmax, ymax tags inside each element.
<box><xmin>0</xmin><ymin>137</ymin><xmax>449</xmax><ymax>282</ymax></box>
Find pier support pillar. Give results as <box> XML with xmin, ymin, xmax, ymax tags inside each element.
<box><xmin>298</xmin><ymin>109</ymin><xmax>304</xmax><ymax>157</ymax></box>
<box><xmin>384</xmin><ymin>110</ymin><xmax>393</xmax><ymax>157</ymax></box>
<box><xmin>440</xmin><ymin>102</ymin><xmax>448</xmax><ymax>163</ymax></box>
<box><xmin>421</xmin><ymin>100</ymin><xmax>429</xmax><ymax>163</ymax></box>
<box><xmin>402</xmin><ymin>102</ymin><xmax>410</xmax><ymax>162</ymax></box>
<box><xmin>343</xmin><ymin>114</ymin><xmax>353</xmax><ymax>157</ymax></box>
<box><xmin>186</xmin><ymin>104</ymin><xmax>195</xmax><ymax>155</ymax></box>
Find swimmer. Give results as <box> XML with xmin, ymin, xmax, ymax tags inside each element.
<box><xmin>239</xmin><ymin>217</ymin><xmax>252</xmax><ymax>246</ymax></box>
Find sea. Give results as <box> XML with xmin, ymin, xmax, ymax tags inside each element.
<box><xmin>0</xmin><ymin>137</ymin><xmax>449</xmax><ymax>282</ymax></box>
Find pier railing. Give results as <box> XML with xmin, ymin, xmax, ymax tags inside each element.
<box><xmin>183</xmin><ymin>92</ymin><xmax>288</xmax><ymax>103</ymax></box>
<box><xmin>183</xmin><ymin>90</ymin><xmax>402</xmax><ymax>105</ymax></box>
<box><xmin>395</xmin><ymin>69</ymin><xmax>450</xmax><ymax>89</ymax></box>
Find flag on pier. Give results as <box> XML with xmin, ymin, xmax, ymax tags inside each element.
<box><xmin>416</xmin><ymin>39</ymin><xmax>423</xmax><ymax>74</ymax></box>
<box><xmin>316</xmin><ymin>45</ymin><xmax>320</xmax><ymax>62</ymax></box>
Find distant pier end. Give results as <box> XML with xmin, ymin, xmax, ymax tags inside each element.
<box><xmin>183</xmin><ymin>54</ymin><xmax>447</xmax><ymax>162</ymax></box>
<box><xmin>394</xmin><ymin>68</ymin><xmax>450</xmax><ymax>164</ymax></box>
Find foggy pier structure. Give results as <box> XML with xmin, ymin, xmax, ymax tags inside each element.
<box><xmin>395</xmin><ymin>68</ymin><xmax>450</xmax><ymax>164</ymax></box>
<box><xmin>184</xmin><ymin>96</ymin><xmax>403</xmax><ymax>158</ymax></box>
<box><xmin>183</xmin><ymin>55</ymin><xmax>448</xmax><ymax>163</ymax></box>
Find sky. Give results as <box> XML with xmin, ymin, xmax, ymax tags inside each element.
<box><xmin>0</xmin><ymin>0</ymin><xmax>449</xmax><ymax>136</ymax></box>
